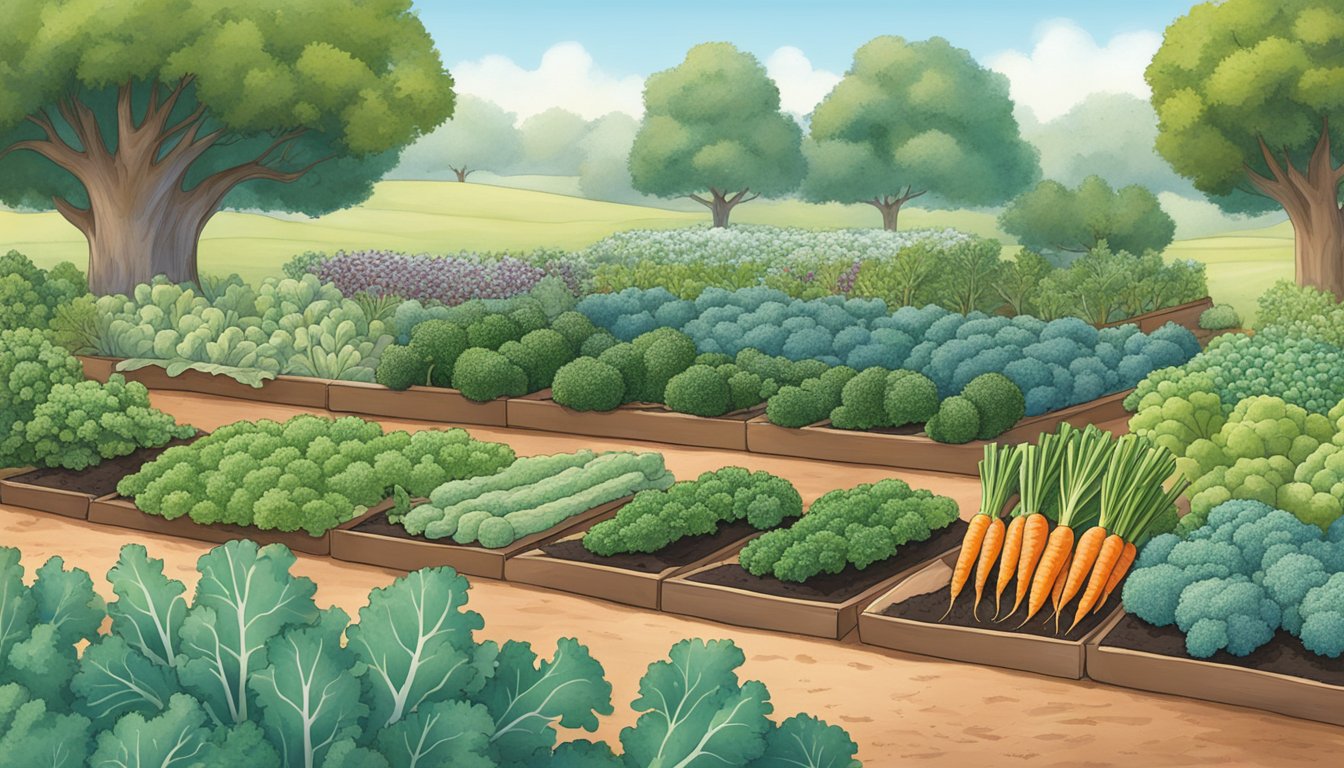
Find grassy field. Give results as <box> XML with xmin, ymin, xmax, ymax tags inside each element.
<box><xmin>0</xmin><ymin>180</ymin><xmax>1291</xmax><ymax>319</ymax></box>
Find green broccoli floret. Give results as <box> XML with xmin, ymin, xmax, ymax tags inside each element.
<box><xmin>726</xmin><ymin>370</ymin><xmax>767</xmax><ymax>411</ymax></box>
<box><xmin>1198</xmin><ymin>304</ymin><xmax>1242</xmax><ymax>331</ymax></box>
<box><xmin>1299</xmin><ymin>572</ymin><xmax>1344</xmax><ymax>658</ymax></box>
<box><xmin>959</xmin><ymin>373</ymin><xmax>1026</xmax><ymax>439</ymax></box>
<box><xmin>829</xmin><ymin>368</ymin><xmax>889</xmax><ymax>431</ymax></box>
<box><xmin>663</xmin><ymin>365</ymin><xmax>731</xmax><ymax>416</ymax></box>
<box><xmin>408</xmin><ymin>319</ymin><xmax>468</xmax><ymax>387</ymax></box>
<box><xmin>925</xmin><ymin>395</ymin><xmax>980</xmax><ymax>444</ymax></box>
<box><xmin>580</xmin><ymin>330</ymin><xmax>619</xmax><ymax>358</ymax></box>
<box><xmin>597</xmin><ymin>343</ymin><xmax>647</xmax><ymax>404</ymax></box>
<box><xmin>466</xmin><ymin>313</ymin><xmax>523</xmax><ymax>350</ymax></box>
<box><xmin>884</xmin><ymin>370</ymin><xmax>939</xmax><ymax>427</ymax></box>
<box><xmin>633</xmin><ymin>329</ymin><xmax>697</xmax><ymax>403</ymax></box>
<box><xmin>451</xmin><ymin>348</ymin><xmax>528</xmax><ymax>401</ymax></box>
<box><xmin>550</xmin><ymin>311</ymin><xmax>598</xmax><ymax>349</ymax></box>
<box><xmin>1279</xmin><ymin>442</ymin><xmax>1344</xmax><ymax>529</ymax></box>
<box><xmin>1130</xmin><ymin>389</ymin><xmax>1226</xmax><ymax>470</ymax></box>
<box><xmin>518</xmin><ymin>328</ymin><xmax>574</xmax><ymax>390</ymax></box>
<box><xmin>1174</xmin><ymin>576</ymin><xmax>1280</xmax><ymax>657</ymax></box>
<box><xmin>551</xmin><ymin>358</ymin><xmax>625</xmax><ymax>411</ymax></box>
<box><xmin>375</xmin><ymin>344</ymin><xmax>430</xmax><ymax>390</ymax></box>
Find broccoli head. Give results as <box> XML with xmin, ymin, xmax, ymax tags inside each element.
<box><xmin>925</xmin><ymin>395</ymin><xmax>980</xmax><ymax>444</ymax></box>
<box><xmin>451</xmin><ymin>348</ymin><xmax>528</xmax><ymax>402</ymax></box>
<box><xmin>883</xmin><ymin>371</ymin><xmax>939</xmax><ymax>427</ymax></box>
<box><xmin>1174</xmin><ymin>576</ymin><xmax>1280</xmax><ymax>657</ymax></box>
<box><xmin>664</xmin><ymin>365</ymin><xmax>731</xmax><ymax>417</ymax></box>
<box><xmin>959</xmin><ymin>373</ymin><xmax>1026</xmax><ymax>439</ymax></box>
<box><xmin>829</xmin><ymin>368</ymin><xmax>890</xmax><ymax>431</ymax></box>
<box><xmin>408</xmin><ymin>319</ymin><xmax>468</xmax><ymax>387</ymax></box>
<box><xmin>1299</xmin><ymin>572</ymin><xmax>1344</xmax><ymax>658</ymax></box>
<box><xmin>465</xmin><ymin>313</ymin><xmax>523</xmax><ymax>350</ymax></box>
<box><xmin>551</xmin><ymin>358</ymin><xmax>625</xmax><ymax>412</ymax></box>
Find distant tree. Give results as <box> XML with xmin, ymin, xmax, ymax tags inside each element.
<box><xmin>518</xmin><ymin>108</ymin><xmax>590</xmax><ymax>176</ymax></box>
<box><xmin>999</xmin><ymin>176</ymin><xmax>1176</xmax><ymax>257</ymax></box>
<box><xmin>802</xmin><ymin>36</ymin><xmax>1038</xmax><ymax>230</ymax></box>
<box><xmin>1148</xmin><ymin>0</ymin><xmax>1344</xmax><ymax>297</ymax></box>
<box><xmin>579</xmin><ymin>112</ymin><xmax>644</xmax><ymax>204</ymax></box>
<box><xmin>630</xmin><ymin>43</ymin><xmax>804</xmax><ymax>227</ymax></box>
<box><xmin>0</xmin><ymin>0</ymin><xmax>453</xmax><ymax>295</ymax></box>
<box><xmin>1022</xmin><ymin>93</ymin><xmax>1191</xmax><ymax>195</ymax></box>
<box><xmin>394</xmin><ymin>95</ymin><xmax>521</xmax><ymax>182</ymax></box>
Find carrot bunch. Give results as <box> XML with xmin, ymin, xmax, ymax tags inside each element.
<box><xmin>944</xmin><ymin>442</ymin><xmax>1021</xmax><ymax>620</ymax></box>
<box><xmin>941</xmin><ymin>423</ymin><xmax>1187</xmax><ymax>635</ymax></box>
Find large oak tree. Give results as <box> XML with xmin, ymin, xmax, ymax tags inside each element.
<box><xmin>1148</xmin><ymin>0</ymin><xmax>1344</xmax><ymax>296</ymax></box>
<box><xmin>0</xmin><ymin>0</ymin><xmax>454</xmax><ymax>295</ymax></box>
<box><xmin>803</xmin><ymin>36</ymin><xmax>1039</xmax><ymax>230</ymax></box>
<box><xmin>629</xmin><ymin>43</ymin><xmax>804</xmax><ymax>228</ymax></box>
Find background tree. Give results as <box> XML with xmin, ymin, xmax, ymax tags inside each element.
<box><xmin>802</xmin><ymin>36</ymin><xmax>1039</xmax><ymax>230</ymax></box>
<box><xmin>629</xmin><ymin>43</ymin><xmax>804</xmax><ymax>227</ymax></box>
<box><xmin>0</xmin><ymin>0</ymin><xmax>454</xmax><ymax>295</ymax></box>
<box><xmin>393</xmin><ymin>95</ymin><xmax>520</xmax><ymax>182</ymax></box>
<box><xmin>578</xmin><ymin>112</ymin><xmax>646</xmax><ymax>204</ymax></box>
<box><xmin>517</xmin><ymin>108</ymin><xmax>590</xmax><ymax>176</ymax></box>
<box><xmin>1148</xmin><ymin>0</ymin><xmax>1344</xmax><ymax>296</ymax></box>
<box><xmin>999</xmin><ymin>176</ymin><xmax>1176</xmax><ymax>258</ymax></box>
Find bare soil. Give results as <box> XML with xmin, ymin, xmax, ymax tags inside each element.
<box><xmin>8</xmin><ymin>436</ymin><xmax>199</xmax><ymax>497</ymax></box>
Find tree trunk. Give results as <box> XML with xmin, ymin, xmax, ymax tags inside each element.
<box><xmin>2</xmin><ymin>77</ymin><xmax>324</xmax><ymax>296</ymax></box>
<box><xmin>690</xmin><ymin>187</ymin><xmax>758</xmax><ymax>228</ymax></box>
<box><xmin>866</xmin><ymin>188</ymin><xmax>926</xmax><ymax>231</ymax></box>
<box><xmin>451</xmin><ymin>167</ymin><xmax>471</xmax><ymax>182</ymax></box>
<box><xmin>1246</xmin><ymin>120</ymin><xmax>1344</xmax><ymax>300</ymax></box>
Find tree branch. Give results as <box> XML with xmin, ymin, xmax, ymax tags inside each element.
<box><xmin>0</xmin><ymin>139</ymin><xmax>86</xmax><ymax>178</ymax></box>
<box><xmin>687</xmin><ymin>193</ymin><xmax>713</xmax><ymax>208</ymax></box>
<box><xmin>51</xmin><ymin>196</ymin><xmax>94</xmax><ymax>235</ymax></box>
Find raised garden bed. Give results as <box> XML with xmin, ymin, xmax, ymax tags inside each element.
<box><xmin>1086</xmin><ymin>613</ymin><xmax>1344</xmax><ymax>727</ymax></box>
<box><xmin>858</xmin><ymin>549</ymin><xmax>1122</xmax><ymax>679</ymax></box>
<box><xmin>506</xmin><ymin>518</ymin><xmax>763</xmax><ymax>609</ymax></box>
<box><xmin>0</xmin><ymin>437</ymin><xmax>199</xmax><ymax>520</ymax></box>
<box><xmin>1101</xmin><ymin>296</ymin><xmax>1213</xmax><ymax>334</ymax></box>
<box><xmin>746</xmin><ymin>390</ymin><xmax>1131</xmax><ymax>475</ymax></box>
<box><xmin>506</xmin><ymin>390</ymin><xmax>762</xmax><ymax>451</ymax></box>
<box><xmin>327</xmin><ymin>381</ymin><xmax>507</xmax><ymax>427</ymax></box>
<box><xmin>87</xmin><ymin>494</ymin><xmax>337</xmax><ymax>556</ymax></box>
<box><xmin>330</xmin><ymin>496</ymin><xmax>630</xmax><ymax>580</ymax></box>
<box><xmin>660</xmin><ymin>519</ymin><xmax>968</xmax><ymax>639</ymax></box>
<box><xmin>79</xmin><ymin>356</ymin><xmax>333</xmax><ymax>408</ymax></box>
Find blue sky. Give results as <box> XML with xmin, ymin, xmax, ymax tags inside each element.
<box><xmin>414</xmin><ymin>0</ymin><xmax>1194</xmax><ymax>76</ymax></box>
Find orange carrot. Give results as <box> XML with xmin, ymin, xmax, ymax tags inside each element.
<box><xmin>1021</xmin><ymin>525</ymin><xmax>1074</xmax><ymax>625</ymax></box>
<box><xmin>1093</xmin><ymin>540</ymin><xmax>1138</xmax><ymax>614</ymax></box>
<box><xmin>1049</xmin><ymin>550</ymin><xmax>1072</xmax><ymax>624</ymax></box>
<box><xmin>993</xmin><ymin>515</ymin><xmax>1026</xmax><ymax>619</ymax></box>
<box><xmin>943</xmin><ymin>514</ymin><xmax>992</xmax><ymax>619</ymax></box>
<box><xmin>1069</xmin><ymin>533</ymin><xmax>1126</xmax><ymax>632</ymax></box>
<box><xmin>1005</xmin><ymin>513</ymin><xmax>1050</xmax><ymax>619</ymax></box>
<box><xmin>972</xmin><ymin>517</ymin><xmax>1006</xmax><ymax>620</ymax></box>
<box><xmin>1058</xmin><ymin>526</ymin><xmax>1106</xmax><ymax>613</ymax></box>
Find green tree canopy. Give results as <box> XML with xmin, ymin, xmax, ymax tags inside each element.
<box><xmin>629</xmin><ymin>43</ymin><xmax>804</xmax><ymax>227</ymax></box>
<box><xmin>1148</xmin><ymin>0</ymin><xmax>1344</xmax><ymax>296</ymax></box>
<box><xmin>802</xmin><ymin>36</ymin><xmax>1039</xmax><ymax>230</ymax></box>
<box><xmin>579</xmin><ymin>112</ymin><xmax>646</xmax><ymax>204</ymax></box>
<box><xmin>392</xmin><ymin>95</ymin><xmax>520</xmax><ymax>182</ymax></box>
<box><xmin>518</xmin><ymin>107</ymin><xmax>590</xmax><ymax>176</ymax></box>
<box><xmin>999</xmin><ymin>176</ymin><xmax>1176</xmax><ymax>257</ymax></box>
<box><xmin>0</xmin><ymin>0</ymin><xmax>454</xmax><ymax>295</ymax></box>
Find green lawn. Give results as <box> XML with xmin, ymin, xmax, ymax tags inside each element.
<box><xmin>0</xmin><ymin>180</ymin><xmax>1292</xmax><ymax>320</ymax></box>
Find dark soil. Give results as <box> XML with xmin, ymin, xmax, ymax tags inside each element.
<box><xmin>1102</xmin><ymin>614</ymin><xmax>1344</xmax><ymax>687</ymax></box>
<box><xmin>686</xmin><ymin>518</ymin><xmax>968</xmax><ymax>604</ymax></box>
<box><xmin>8</xmin><ymin>436</ymin><xmax>200</xmax><ymax>497</ymax></box>
<box><xmin>881</xmin><ymin>567</ymin><xmax>1121</xmax><ymax>639</ymax></box>
<box><xmin>824</xmin><ymin>422</ymin><xmax>926</xmax><ymax>436</ymax></box>
<box><xmin>539</xmin><ymin>519</ymin><xmax>763</xmax><ymax>574</ymax></box>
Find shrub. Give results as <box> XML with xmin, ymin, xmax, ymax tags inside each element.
<box><xmin>829</xmin><ymin>368</ymin><xmax>891</xmax><ymax>430</ymax></box>
<box><xmin>885</xmin><ymin>370</ymin><xmax>939</xmax><ymax>426</ymax></box>
<box><xmin>451</xmin><ymin>348</ymin><xmax>528</xmax><ymax>402</ymax></box>
<box><xmin>374</xmin><ymin>344</ymin><xmax>429</xmax><ymax>390</ymax></box>
<box><xmin>0</xmin><ymin>251</ymin><xmax>85</xmax><ymax>332</ymax></box>
<box><xmin>925</xmin><ymin>395</ymin><xmax>981</xmax><ymax>444</ymax></box>
<box><xmin>552</xmin><ymin>358</ymin><xmax>626</xmax><ymax>411</ymax></box>
<box><xmin>598</xmin><ymin>343</ymin><xmax>648</xmax><ymax>404</ymax></box>
<box><xmin>465</xmin><ymin>313</ymin><xmax>523</xmax><ymax>350</ymax></box>
<box><xmin>632</xmin><ymin>328</ymin><xmax>697</xmax><ymax>402</ymax></box>
<box><xmin>409</xmin><ymin>319</ymin><xmax>469</xmax><ymax>386</ymax></box>
<box><xmin>24</xmin><ymin>376</ymin><xmax>196</xmax><ymax>471</ymax></box>
<box><xmin>960</xmin><ymin>373</ymin><xmax>1026</xmax><ymax>439</ymax></box>
<box><xmin>663</xmin><ymin>365</ymin><xmax>732</xmax><ymax>417</ymax></box>
<box><xmin>117</xmin><ymin>415</ymin><xmax>515</xmax><ymax>534</ymax></box>
<box><xmin>1199</xmin><ymin>304</ymin><xmax>1242</xmax><ymax>331</ymax></box>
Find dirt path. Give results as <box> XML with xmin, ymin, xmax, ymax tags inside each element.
<box><xmin>3</xmin><ymin>391</ymin><xmax>1340</xmax><ymax>766</ymax></box>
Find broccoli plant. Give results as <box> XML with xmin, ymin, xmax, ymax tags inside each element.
<box><xmin>552</xmin><ymin>358</ymin><xmax>627</xmax><ymax>412</ymax></box>
<box><xmin>0</xmin><ymin>251</ymin><xmax>85</xmax><ymax>333</ymax></box>
<box><xmin>584</xmin><ymin>467</ymin><xmax>802</xmax><ymax>556</ymax></box>
<box><xmin>0</xmin><ymin>541</ymin><xmax>862</xmax><ymax>766</ymax></box>
<box><xmin>738</xmin><ymin>478</ymin><xmax>958</xmax><ymax>582</ymax></box>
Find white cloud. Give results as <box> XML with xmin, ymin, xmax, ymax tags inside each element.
<box><xmin>988</xmin><ymin>19</ymin><xmax>1161</xmax><ymax>123</ymax></box>
<box><xmin>765</xmin><ymin>47</ymin><xmax>842</xmax><ymax>118</ymax></box>
<box><xmin>451</xmin><ymin>42</ymin><xmax>645</xmax><ymax>121</ymax></box>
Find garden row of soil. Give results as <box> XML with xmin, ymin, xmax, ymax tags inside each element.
<box><xmin>0</xmin><ymin>436</ymin><xmax>200</xmax><ymax>519</ymax></box>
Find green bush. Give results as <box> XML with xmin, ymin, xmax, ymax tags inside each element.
<box><xmin>960</xmin><ymin>372</ymin><xmax>1026</xmax><ymax>439</ymax></box>
<box><xmin>0</xmin><ymin>251</ymin><xmax>85</xmax><ymax>332</ymax></box>
<box><xmin>599</xmin><ymin>342</ymin><xmax>649</xmax><ymax>404</ymax></box>
<box><xmin>408</xmin><ymin>319</ymin><xmax>468</xmax><ymax>386</ymax></box>
<box><xmin>727</xmin><ymin>370</ymin><xmax>768</xmax><ymax>410</ymax></box>
<box><xmin>465</xmin><ymin>314</ymin><xmax>522</xmax><ymax>349</ymax></box>
<box><xmin>1199</xmin><ymin>303</ymin><xmax>1243</xmax><ymax>331</ymax></box>
<box><xmin>24</xmin><ymin>376</ymin><xmax>196</xmax><ymax>471</ymax></box>
<box><xmin>885</xmin><ymin>370</ymin><xmax>940</xmax><ymax>426</ymax></box>
<box><xmin>632</xmin><ymin>328</ymin><xmax>697</xmax><ymax>402</ymax></box>
<box><xmin>925</xmin><ymin>395</ymin><xmax>981</xmax><ymax>444</ymax></box>
<box><xmin>451</xmin><ymin>348</ymin><xmax>528</xmax><ymax>401</ymax></box>
<box><xmin>518</xmin><ymin>328</ymin><xmax>574</xmax><ymax>389</ymax></box>
<box><xmin>830</xmin><ymin>367</ymin><xmax>890</xmax><ymax>430</ymax></box>
<box><xmin>580</xmin><ymin>329</ymin><xmax>619</xmax><ymax>357</ymax></box>
<box><xmin>374</xmin><ymin>344</ymin><xmax>429</xmax><ymax>390</ymax></box>
<box><xmin>765</xmin><ymin>366</ymin><xmax>858</xmax><ymax>428</ymax></box>
<box><xmin>550</xmin><ymin>310</ymin><xmax>599</xmax><ymax>348</ymax></box>
<box><xmin>552</xmin><ymin>357</ymin><xmax>626</xmax><ymax>411</ymax></box>
<box><xmin>663</xmin><ymin>365</ymin><xmax>731</xmax><ymax>416</ymax></box>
